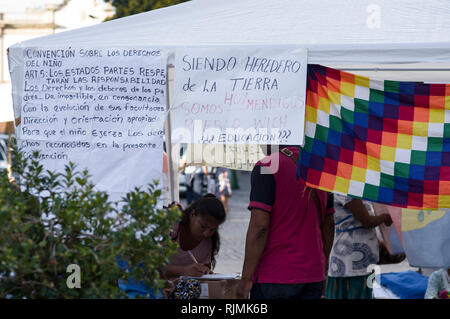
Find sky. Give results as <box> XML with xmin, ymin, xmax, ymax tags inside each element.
<box><xmin>0</xmin><ymin>0</ymin><xmax>111</xmax><ymax>122</ymax></box>
<box><xmin>0</xmin><ymin>0</ymin><xmax>109</xmax><ymax>13</ymax></box>
<box><xmin>0</xmin><ymin>0</ymin><xmax>65</xmax><ymax>12</ymax></box>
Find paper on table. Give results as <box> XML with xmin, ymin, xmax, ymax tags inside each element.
<box><xmin>181</xmin><ymin>273</ymin><xmax>240</xmax><ymax>280</ymax></box>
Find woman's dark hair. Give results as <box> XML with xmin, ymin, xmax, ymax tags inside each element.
<box><xmin>180</xmin><ymin>194</ymin><xmax>226</xmax><ymax>269</ymax></box>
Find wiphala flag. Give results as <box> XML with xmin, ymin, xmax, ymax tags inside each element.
<box><xmin>297</xmin><ymin>64</ymin><xmax>450</xmax><ymax>209</ymax></box>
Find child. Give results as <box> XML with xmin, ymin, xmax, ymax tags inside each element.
<box><xmin>217</xmin><ymin>170</ymin><xmax>232</xmax><ymax>212</ymax></box>
<box><xmin>425</xmin><ymin>268</ymin><xmax>450</xmax><ymax>299</ymax></box>
<box><xmin>326</xmin><ymin>195</ymin><xmax>392</xmax><ymax>299</ymax></box>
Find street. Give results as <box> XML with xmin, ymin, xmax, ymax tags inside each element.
<box><xmin>213</xmin><ymin>170</ymin><xmax>251</xmax><ymax>275</ymax></box>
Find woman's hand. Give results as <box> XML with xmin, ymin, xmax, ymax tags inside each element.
<box><xmin>183</xmin><ymin>263</ymin><xmax>211</xmax><ymax>276</ymax></box>
<box><xmin>382</xmin><ymin>213</ymin><xmax>393</xmax><ymax>227</ymax></box>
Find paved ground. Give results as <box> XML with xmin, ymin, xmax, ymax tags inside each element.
<box><xmin>213</xmin><ymin>170</ymin><xmax>251</xmax><ymax>275</ymax></box>
<box><xmin>182</xmin><ymin>170</ymin><xmax>424</xmax><ymax>276</ymax></box>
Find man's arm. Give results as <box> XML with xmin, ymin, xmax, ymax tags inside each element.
<box><xmin>236</xmin><ymin>209</ymin><xmax>270</xmax><ymax>299</ymax></box>
<box><xmin>345</xmin><ymin>199</ymin><xmax>392</xmax><ymax>228</ymax></box>
<box><xmin>322</xmin><ymin>213</ymin><xmax>334</xmax><ymax>274</ymax></box>
<box><xmin>322</xmin><ymin>193</ymin><xmax>335</xmax><ymax>274</ymax></box>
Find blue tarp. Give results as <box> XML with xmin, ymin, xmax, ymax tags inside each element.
<box><xmin>117</xmin><ymin>258</ymin><xmax>164</xmax><ymax>299</ymax></box>
<box><xmin>380</xmin><ymin>271</ymin><xmax>429</xmax><ymax>299</ymax></box>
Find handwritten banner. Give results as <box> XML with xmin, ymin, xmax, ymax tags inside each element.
<box><xmin>19</xmin><ymin>47</ymin><xmax>167</xmax><ymax>200</ymax></box>
<box><xmin>171</xmin><ymin>46</ymin><xmax>308</xmax><ymax>145</ymax></box>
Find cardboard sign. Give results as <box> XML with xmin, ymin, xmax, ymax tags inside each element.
<box><xmin>172</xmin><ymin>46</ymin><xmax>308</xmax><ymax>145</ymax></box>
<box><xmin>19</xmin><ymin>47</ymin><xmax>167</xmax><ymax>200</ymax></box>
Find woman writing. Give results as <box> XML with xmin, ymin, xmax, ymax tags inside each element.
<box><xmin>118</xmin><ymin>194</ymin><xmax>226</xmax><ymax>298</ymax></box>
<box><xmin>164</xmin><ymin>194</ymin><xmax>227</xmax><ymax>278</ymax></box>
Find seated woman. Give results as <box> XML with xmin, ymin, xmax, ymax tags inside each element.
<box><xmin>165</xmin><ymin>194</ymin><xmax>227</xmax><ymax>278</ymax></box>
<box><xmin>425</xmin><ymin>268</ymin><xmax>450</xmax><ymax>299</ymax></box>
<box><xmin>118</xmin><ymin>194</ymin><xmax>226</xmax><ymax>298</ymax></box>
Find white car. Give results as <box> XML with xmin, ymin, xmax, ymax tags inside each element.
<box><xmin>178</xmin><ymin>168</ymin><xmax>210</xmax><ymax>198</ymax></box>
<box><xmin>0</xmin><ymin>134</ymin><xmax>8</xmax><ymax>171</ymax></box>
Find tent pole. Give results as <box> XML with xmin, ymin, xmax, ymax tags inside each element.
<box><xmin>165</xmin><ymin>65</ymin><xmax>176</xmax><ymax>204</ymax></box>
<box><xmin>6</xmin><ymin>121</ymin><xmax>14</xmax><ymax>181</ymax></box>
<box><xmin>7</xmin><ymin>129</ymin><xmax>12</xmax><ymax>180</ymax></box>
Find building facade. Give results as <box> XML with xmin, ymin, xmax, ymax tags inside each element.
<box><xmin>0</xmin><ymin>0</ymin><xmax>114</xmax><ymax>126</ymax></box>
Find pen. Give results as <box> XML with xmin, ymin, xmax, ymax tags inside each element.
<box><xmin>188</xmin><ymin>250</ymin><xmax>199</xmax><ymax>264</ymax></box>
<box><xmin>188</xmin><ymin>251</ymin><xmax>213</xmax><ymax>274</ymax></box>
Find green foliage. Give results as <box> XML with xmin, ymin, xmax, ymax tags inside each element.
<box><xmin>105</xmin><ymin>0</ymin><xmax>191</xmax><ymax>20</ymax></box>
<box><xmin>0</xmin><ymin>145</ymin><xmax>181</xmax><ymax>298</ymax></box>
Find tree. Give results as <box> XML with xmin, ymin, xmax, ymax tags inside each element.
<box><xmin>0</xmin><ymin>145</ymin><xmax>181</xmax><ymax>298</ymax></box>
<box><xmin>105</xmin><ymin>0</ymin><xmax>191</xmax><ymax>20</ymax></box>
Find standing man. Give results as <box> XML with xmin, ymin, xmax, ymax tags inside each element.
<box><xmin>237</xmin><ymin>146</ymin><xmax>335</xmax><ymax>299</ymax></box>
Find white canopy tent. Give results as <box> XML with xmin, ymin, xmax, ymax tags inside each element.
<box><xmin>6</xmin><ymin>0</ymin><xmax>450</xmax><ymax>281</ymax></box>
<box><xmin>8</xmin><ymin>0</ymin><xmax>450</xmax><ymax>119</ymax></box>
<box><xmin>8</xmin><ymin>0</ymin><xmax>450</xmax><ymax>200</ymax></box>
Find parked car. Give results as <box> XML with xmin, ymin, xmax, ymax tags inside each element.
<box><xmin>0</xmin><ymin>134</ymin><xmax>8</xmax><ymax>171</ymax></box>
<box><xmin>178</xmin><ymin>167</ymin><xmax>209</xmax><ymax>199</ymax></box>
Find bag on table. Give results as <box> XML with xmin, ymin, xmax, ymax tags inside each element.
<box><xmin>168</xmin><ymin>278</ymin><xmax>201</xmax><ymax>299</ymax></box>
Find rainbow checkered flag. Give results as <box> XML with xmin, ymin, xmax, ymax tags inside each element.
<box><xmin>297</xmin><ymin>64</ymin><xmax>450</xmax><ymax>209</ymax></box>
